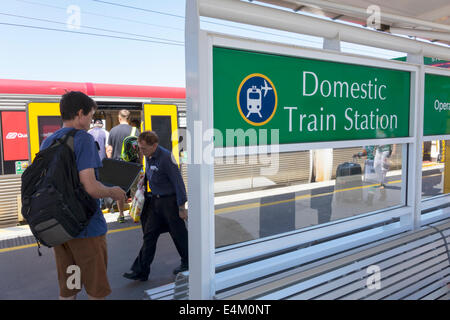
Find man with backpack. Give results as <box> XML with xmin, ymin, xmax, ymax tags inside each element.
<box><xmin>38</xmin><ymin>91</ymin><xmax>126</xmax><ymax>300</ymax></box>
<box><xmin>106</xmin><ymin>109</ymin><xmax>140</xmax><ymax>223</ymax></box>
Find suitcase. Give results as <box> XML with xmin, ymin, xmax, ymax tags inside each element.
<box><xmin>335</xmin><ymin>161</ymin><xmax>363</xmax><ymax>202</ymax></box>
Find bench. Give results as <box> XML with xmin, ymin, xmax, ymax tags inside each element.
<box><xmin>145</xmin><ymin>217</ymin><xmax>450</xmax><ymax>300</ymax></box>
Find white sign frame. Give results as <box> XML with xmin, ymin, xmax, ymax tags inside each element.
<box><xmin>185</xmin><ymin>0</ymin><xmax>450</xmax><ymax>300</ymax></box>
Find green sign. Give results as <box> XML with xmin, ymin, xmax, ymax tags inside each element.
<box><xmin>15</xmin><ymin>161</ymin><xmax>28</xmax><ymax>174</ymax></box>
<box><xmin>424</xmin><ymin>74</ymin><xmax>450</xmax><ymax>136</ymax></box>
<box><xmin>213</xmin><ymin>47</ymin><xmax>411</xmax><ymax>147</ymax></box>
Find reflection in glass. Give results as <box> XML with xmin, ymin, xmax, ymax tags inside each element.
<box><xmin>422</xmin><ymin>140</ymin><xmax>447</xmax><ymax>199</ymax></box>
<box><xmin>214</xmin><ymin>144</ymin><xmax>404</xmax><ymax>248</ymax></box>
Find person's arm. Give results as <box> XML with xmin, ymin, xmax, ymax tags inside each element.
<box><xmin>106</xmin><ymin>145</ymin><xmax>113</xmax><ymax>158</ymax></box>
<box><xmin>79</xmin><ymin>168</ymin><xmax>127</xmax><ymax>201</ymax></box>
<box><xmin>106</xmin><ymin>131</ymin><xmax>113</xmax><ymax>158</ymax></box>
<box><xmin>104</xmin><ymin>131</ymin><xmax>110</xmax><ymax>147</ymax></box>
<box><xmin>165</xmin><ymin>156</ymin><xmax>188</xmax><ymax>220</ymax></box>
<box><xmin>389</xmin><ymin>144</ymin><xmax>395</xmax><ymax>157</ymax></box>
<box><xmin>354</xmin><ymin>149</ymin><xmax>367</xmax><ymax>158</ymax></box>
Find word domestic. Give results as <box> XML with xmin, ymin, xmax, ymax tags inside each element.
<box><xmin>282</xmin><ymin>71</ymin><xmax>397</xmax><ymax>133</ymax></box>
<box><xmin>303</xmin><ymin>71</ymin><xmax>387</xmax><ymax>100</ymax></box>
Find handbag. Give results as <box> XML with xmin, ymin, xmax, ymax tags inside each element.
<box><xmin>130</xmin><ymin>171</ymin><xmax>145</xmax><ymax>223</ymax></box>
<box><xmin>364</xmin><ymin>159</ymin><xmax>378</xmax><ymax>183</ymax></box>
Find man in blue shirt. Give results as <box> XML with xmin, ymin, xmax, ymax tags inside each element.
<box><xmin>123</xmin><ymin>131</ymin><xmax>188</xmax><ymax>281</ymax></box>
<box><xmin>41</xmin><ymin>91</ymin><xmax>126</xmax><ymax>300</ymax></box>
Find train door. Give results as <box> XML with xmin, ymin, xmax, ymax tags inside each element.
<box><xmin>26</xmin><ymin>102</ymin><xmax>62</xmax><ymax>161</ymax></box>
<box><xmin>142</xmin><ymin>103</ymin><xmax>180</xmax><ymax>166</ymax></box>
<box><xmin>26</xmin><ymin>101</ymin><xmax>181</xmax><ymax>165</ymax></box>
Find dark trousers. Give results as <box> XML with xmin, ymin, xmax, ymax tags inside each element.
<box><xmin>131</xmin><ymin>195</ymin><xmax>188</xmax><ymax>277</ymax></box>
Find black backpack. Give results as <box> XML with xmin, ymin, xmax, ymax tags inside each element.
<box><xmin>21</xmin><ymin>129</ymin><xmax>98</xmax><ymax>253</ymax></box>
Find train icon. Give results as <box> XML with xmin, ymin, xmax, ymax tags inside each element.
<box><xmin>246</xmin><ymin>86</ymin><xmax>262</xmax><ymax>118</ymax></box>
<box><xmin>246</xmin><ymin>80</ymin><xmax>273</xmax><ymax>118</ymax></box>
<box><xmin>237</xmin><ymin>74</ymin><xmax>277</xmax><ymax>126</ymax></box>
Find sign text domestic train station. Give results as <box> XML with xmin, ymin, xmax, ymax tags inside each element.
<box><xmin>213</xmin><ymin>47</ymin><xmax>411</xmax><ymax>147</ymax></box>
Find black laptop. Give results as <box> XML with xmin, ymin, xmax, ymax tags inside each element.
<box><xmin>98</xmin><ymin>158</ymin><xmax>143</xmax><ymax>192</ymax></box>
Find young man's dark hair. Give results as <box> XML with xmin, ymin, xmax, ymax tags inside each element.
<box><xmin>60</xmin><ymin>91</ymin><xmax>98</xmax><ymax>121</ymax></box>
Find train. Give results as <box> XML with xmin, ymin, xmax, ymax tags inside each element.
<box><xmin>0</xmin><ymin>78</ymin><xmax>185</xmax><ymax>227</ymax></box>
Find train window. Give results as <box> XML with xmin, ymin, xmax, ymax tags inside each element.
<box><xmin>38</xmin><ymin>116</ymin><xmax>62</xmax><ymax>147</ymax></box>
<box><xmin>151</xmin><ymin>115</ymin><xmax>172</xmax><ymax>151</ymax></box>
<box><xmin>421</xmin><ymin>140</ymin><xmax>448</xmax><ymax>200</ymax></box>
<box><xmin>214</xmin><ymin>144</ymin><xmax>404</xmax><ymax>248</ymax></box>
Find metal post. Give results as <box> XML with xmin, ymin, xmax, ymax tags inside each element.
<box><xmin>407</xmin><ymin>53</ymin><xmax>424</xmax><ymax>230</ymax></box>
<box><xmin>185</xmin><ymin>0</ymin><xmax>215</xmax><ymax>299</ymax></box>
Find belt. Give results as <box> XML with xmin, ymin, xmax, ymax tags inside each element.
<box><xmin>151</xmin><ymin>193</ymin><xmax>176</xmax><ymax>199</ymax></box>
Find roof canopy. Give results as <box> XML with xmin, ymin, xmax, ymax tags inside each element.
<box><xmin>255</xmin><ymin>0</ymin><xmax>450</xmax><ymax>45</ymax></box>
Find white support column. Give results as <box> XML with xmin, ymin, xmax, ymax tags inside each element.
<box><xmin>407</xmin><ymin>53</ymin><xmax>424</xmax><ymax>230</ymax></box>
<box><xmin>185</xmin><ymin>0</ymin><xmax>215</xmax><ymax>299</ymax></box>
<box><xmin>319</xmin><ymin>35</ymin><xmax>340</xmax><ymax>184</ymax></box>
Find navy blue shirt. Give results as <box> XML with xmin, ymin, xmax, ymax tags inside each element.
<box><xmin>146</xmin><ymin>145</ymin><xmax>187</xmax><ymax>207</ymax></box>
<box><xmin>40</xmin><ymin>127</ymin><xmax>106</xmax><ymax>238</ymax></box>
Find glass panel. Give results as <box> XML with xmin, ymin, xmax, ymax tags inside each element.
<box><xmin>37</xmin><ymin>116</ymin><xmax>62</xmax><ymax>147</ymax></box>
<box><xmin>422</xmin><ymin>140</ymin><xmax>447</xmax><ymax>199</ymax></box>
<box><xmin>215</xmin><ymin>144</ymin><xmax>404</xmax><ymax>248</ymax></box>
<box><xmin>150</xmin><ymin>115</ymin><xmax>172</xmax><ymax>151</ymax></box>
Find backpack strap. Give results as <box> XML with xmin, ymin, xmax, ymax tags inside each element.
<box><xmin>59</xmin><ymin>128</ymin><xmax>78</xmax><ymax>152</ymax></box>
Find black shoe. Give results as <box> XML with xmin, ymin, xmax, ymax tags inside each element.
<box><xmin>123</xmin><ymin>271</ymin><xmax>148</xmax><ymax>281</ymax></box>
<box><xmin>173</xmin><ymin>264</ymin><xmax>188</xmax><ymax>275</ymax></box>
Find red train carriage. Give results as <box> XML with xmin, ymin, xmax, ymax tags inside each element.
<box><xmin>0</xmin><ymin>78</ymin><xmax>186</xmax><ymax>227</ymax></box>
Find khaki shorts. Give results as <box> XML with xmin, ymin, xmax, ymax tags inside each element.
<box><xmin>53</xmin><ymin>235</ymin><xmax>111</xmax><ymax>298</ymax></box>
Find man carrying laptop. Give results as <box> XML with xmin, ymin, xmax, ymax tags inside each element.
<box><xmin>123</xmin><ymin>131</ymin><xmax>188</xmax><ymax>281</ymax></box>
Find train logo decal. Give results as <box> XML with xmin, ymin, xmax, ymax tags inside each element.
<box><xmin>237</xmin><ymin>73</ymin><xmax>277</xmax><ymax>126</ymax></box>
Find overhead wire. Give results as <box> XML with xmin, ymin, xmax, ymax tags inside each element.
<box><xmin>90</xmin><ymin>0</ymin><xmax>324</xmax><ymax>46</ymax></box>
<box><xmin>0</xmin><ymin>22</ymin><xmax>184</xmax><ymax>46</ymax></box>
<box><xmin>12</xmin><ymin>0</ymin><xmax>322</xmax><ymax>47</ymax></box>
<box><xmin>7</xmin><ymin>0</ymin><xmax>402</xmax><ymax>58</ymax></box>
<box><xmin>0</xmin><ymin>12</ymin><xmax>184</xmax><ymax>44</ymax></box>
<box><xmin>90</xmin><ymin>0</ymin><xmax>401</xmax><ymax>58</ymax></box>
<box><xmin>13</xmin><ymin>0</ymin><xmax>184</xmax><ymax>31</ymax></box>
<box><xmin>91</xmin><ymin>0</ymin><xmax>185</xmax><ymax>19</ymax></box>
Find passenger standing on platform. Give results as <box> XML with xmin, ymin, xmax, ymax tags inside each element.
<box><xmin>355</xmin><ymin>145</ymin><xmax>377</xmax><ymax>205</ymax></box>
<box><xmin>123</xmin><ymin>131</ymin><xmax>188</xmax><ymax>281</ymax></box>
<box><xmin>373</xmin><ymin>144</ymin><xmax>394</xmax><ymax>201</ymax></box>
<box><xmin>374</xmin><ymin>144</ymin><xmax>393</xmax><ymax>189</ymax></box>
<box><xmin>106</xmin><ymin>109</ymin><xmax>140</xmax><ymax>223</ymax></box>
<box><xmin>88</xmin><ymin>119</ymin><xmax>109</xmax><ymax>161</ymax></box>
<box><xmin>41</xmin><ymin>91</ymin><xmax>126</xmax><ymax>300</ymax></box>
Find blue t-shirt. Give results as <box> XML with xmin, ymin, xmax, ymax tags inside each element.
<box><xmin>40</xmin><ymin>127</ymin><xmax>107</xmax><ymax>238</ymax></box>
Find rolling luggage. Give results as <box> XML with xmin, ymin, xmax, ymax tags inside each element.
<box><xmin>335</xmin><ymin>160</ymin><xmax>363</xmax><ymax>203</ymax></box>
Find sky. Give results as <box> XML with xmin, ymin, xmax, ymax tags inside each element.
<box><xmin>0</xmin><ymin>0</ymin><xmax>407</xmax><ymax>88</ymax></box>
